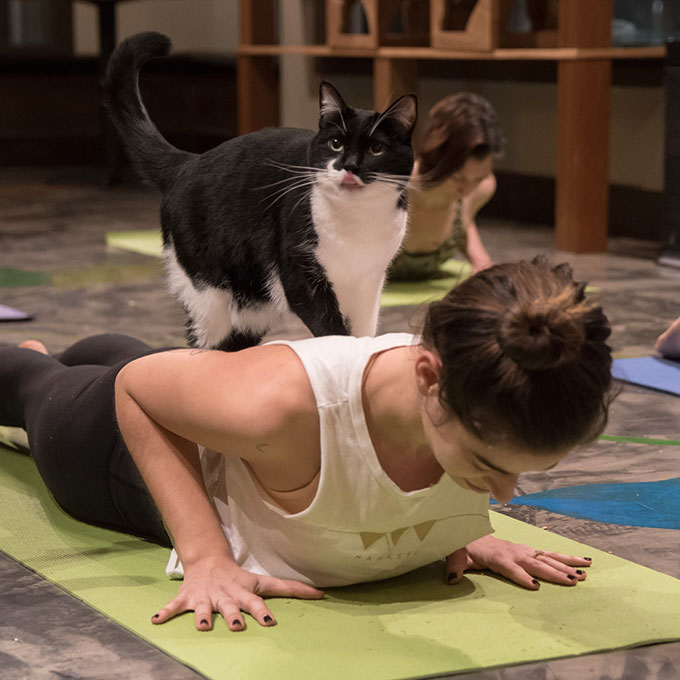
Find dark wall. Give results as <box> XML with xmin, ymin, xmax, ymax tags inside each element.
<box><xmin>484</xmin><ymin>171</ymin><xmax>664</xmax><ymax>241</ymax></box>
<box><xmin>0</xmin><ymin>54</ymin><xmax>238</xmax><ymax>166</ymax></box>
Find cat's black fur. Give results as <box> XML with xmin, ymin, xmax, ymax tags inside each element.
<box><xmin>103</xmin><ymin>32</ymin><xmax>417</xmax><ymax>350</ymax></box>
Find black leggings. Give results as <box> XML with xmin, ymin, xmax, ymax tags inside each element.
<box><xmin>0</xmin><ymin>334</ymin><xmax>171</xmax><ymax>546</ymax></box>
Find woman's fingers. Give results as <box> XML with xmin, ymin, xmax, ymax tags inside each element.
<box><xmin>236</xmin><ymin>591</ymin><xmax>277</xmax><ymax>627</ymax></box>
<box><xmin>151</xmin><ymin>597</ymin><xmax>189</xmax><ymax>624</ymax></box>
<box><xmin>533</xmin><ymin>550</ymin><xmax>592</xmax><ymax>568</ymax></box>
<box><xmin>530</xmin><ymin>552</ymin><xmax>588</xmax><ymax>585</ymax></box>
<box><xmin>444</xmin><ymin>547</ymin><xmax>469</xmax><ymax>585</ymax></box>
<box><xmin>232</xmin><ymin>576</ymin><xmax>324</xmax><ymax>627</ymax></box>
<box><xmin>527</xmin><ymin>559</ymin><xmax>582</xmax><ymax>586</ymax></box>
<box><xmin>151</xmin><ymin>571</ymin><xmax>325</xmax><ymax>632</ymax></box>
<box><xmin>153</xmin><ymin>594</ymin><xmax>255</xmax><ymax>631</ymax></box>
<box><xmin>482</xmin><ymin>557</ymin><xmax>541</xmax><ymax>590</ymax></box>
<box><xmin>462</xmin><ymin>536</ymin><xmax>593</xmax><ymax>590</ymax></box>
<box><xmin>152</xmin><ymin>596</ymin><xmax>218</xmax><ymax>630</ymax></box>
<box><xmin>256</xmin><ymin>575</ymin><xmax>325</xmax><ymax>601</ymax></box>
<box><xmin>194</xmin><ymin>609</ymin><xmax>213</xmax><ymax>631</ymax></box>
<box><xmin>215</xmin><ymin>598</ymin><xmax>247</xmax><ymax>632</ymax></box>
<box><xmin>533</xmin><ymin>554</ymin><xmax>587</xmax><ymax>581</ymax></box>
<box><xmin>485</xmin><ymin>545</ymin><xmax>592</xmax><ymax>589</ymax></box>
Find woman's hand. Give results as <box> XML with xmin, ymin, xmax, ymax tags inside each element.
<box><xmin>445</xmin><ymin>535</ymin><xmax>592</xmax><ymax>590</ymax></box>
<box><xmin>152</xmin><ymin>555</ymin><xmax>324</xmax><ymax>631</ymax></box>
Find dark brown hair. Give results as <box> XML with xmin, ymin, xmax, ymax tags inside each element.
<box><xmin>421</xmin><ymin>257</ymin><xmax>614</xmax><ymax>454</ymax></box>
<box><xmin>417</xmin><ymin>92</ymin><xmax>505</xmax><ymax>186</ymax></box>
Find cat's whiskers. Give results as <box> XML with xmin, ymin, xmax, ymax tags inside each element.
<box><xmin>256</xmin><ymin>162</ymin><xmax>324</xmax><ymax>209</ymax></box>
<box><xmin>264</xmin><ymin>160</ymin><xmax>325</xmax><ymax>175</ymax></box>
<box><xmin>261</xmin><ymin>180</ymin><xmax>316</xmax><ymax>208</ymax></box>
<box><xmin>260</xmin><ymin>176</ymin><xmax>319</xmax><ymax>211</ymax></box>
<box><xmin>257</xmin><ymin>160</ymin><xmax>325</xmax><ymax>213</ymax></box>
<box><xmin>255</xmin><ymin>175</ymin><xmax>312</xmax><ymax>191</ymax></box>
<box><xmin>288</xmin><ymin>186</ymin><xmax>313</xmax><ymax>220</ymax></box>
<box><xmin>367</xmin><ymin>172</ymin><xmax>413</xmax><ymax>192</ymax></box>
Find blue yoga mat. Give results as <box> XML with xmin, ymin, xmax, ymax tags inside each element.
<box><xmin>499</xmin><ymin>478</ymin><xmax>680</xmax><ymax>530</ymax></box>
<box><xmin>612</xmin><ymin>356</ymin><xmax>680</xmax><ymax>396</ymax></box>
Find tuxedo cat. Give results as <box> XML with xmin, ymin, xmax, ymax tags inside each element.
<box><xmin>104</xmin><ymin>32</ymin><xmax>417</xmax><ymax>350</ymax></box>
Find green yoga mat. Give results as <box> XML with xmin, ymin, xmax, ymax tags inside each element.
<box><xmin>2</xmin><ymin>444</ymin><xmax>680</xmax><ymax>679</ymax></box>
<box><xmin>106</xmin><ymin>231</ymin><xmax>598</xmax><ymax>309</ymax></box>
<box><xmin>106</xmin><ymin>230</ymin><xmax>167</xmax><ymax>259</ymax></box>
<box><xmin>106</xmin><ymin>230</ymin><xmax>472</xmax><ymax>307</ymax></box>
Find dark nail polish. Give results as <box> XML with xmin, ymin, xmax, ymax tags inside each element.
<box><xmin>583</xmin><ymin>557</ymin><xmax>592</xmax><ymax>561</ymax></box>
<box><xmin>263</xmin><ymin>615</ymin><xmax>273</xmax><ymax>623</ymax></box>
<box><xmin>567</xmin><ymin>574</ymin><xmax>576</xmax><ymax>580</ymax></box>
<box><xmin>200</xmin><ymin>619</ymin><xmax>209</xmax><ymax>626</ymax></box>
<box><xmin>152</xmin><ymin>614</ymin><xmax>160</xmax><ymax>620</ymax></box>
<box><xmin>576</xmin><ymin>569</ymin><xmax>585</xmax><ymax>575</ymax></box>
<box><xmin>447</xmin><ymin>572</ymin><xmax>458</xmax><ymax>582</ymax></box>
<box><xmin>232</xmin><ymin>619</ymin><xmax>241</xmax><ymax>627</ymax></box>
<box><xmin>531</xmin><ymin>579</ymin><xmax>539</xmax><ymax>586</ymax></box>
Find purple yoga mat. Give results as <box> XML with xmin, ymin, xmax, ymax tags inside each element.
<box><xmin>0</xmin><ymin>304</ymin><xmax>32</xmax><ymax>322</ymax></box>
<box><xmin>612</xmin><ymin>356</ymin><xmax>680</xmax><ymax>396</ymax></box>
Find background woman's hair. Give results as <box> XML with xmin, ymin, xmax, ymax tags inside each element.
<box><xmin>421</xmin><ymin>257</ymin><xmax>615</xmax><ymax>454</ymax></box>
<box><xmin>416</xmin><ymin>92</ymin><xmax>505</xmax><ymax>187</ymax></box>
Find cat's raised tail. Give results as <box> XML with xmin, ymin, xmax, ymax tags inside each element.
<box><xmin>102</xmin><ymin>32</ymin><xmax>194</xmax><ymax>190</ymax></box>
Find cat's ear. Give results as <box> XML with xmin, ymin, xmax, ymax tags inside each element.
<box><xmin>374</xmin><ymin>94</ymin><xmax>418</xmax><ymax>135</ymax></box>
<box><xmin>319</xmin><ymin>81</ymin><xmax>349</xmax><ymax>121</ymax></box>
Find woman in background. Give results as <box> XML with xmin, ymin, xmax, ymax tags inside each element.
<box><xmin>390</xmin><ymin>92</ymin><xmax>504</xmax><ymax>280</ymax></box>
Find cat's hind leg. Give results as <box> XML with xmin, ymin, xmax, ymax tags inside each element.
<box><xmin>178</xmin><ymin>288</ymin><xmax>236</xmax><ymax>349</ymax></box>
<box><xmin>165</xmin><ymin>248</ymin><xmax>236</xmax><ymax>349</ymax></box>
<box><xmin>180</xmin><ymin>291</ymin><xmax>272</xmax><ymax>351</ymax></box>
<box><xmin>183</xmin><ymin>303</ymin><xmax>264</xmax><ymax>351</ymax></box>
<box><xmin>165</xmin><ymin>248</ymin><xmax>275</xmax><ymax>351</ymax></box>
<box><xmin>213</xmin><ymin>330</ymin><xmax>264</xmax><ymax>352</ymax></box>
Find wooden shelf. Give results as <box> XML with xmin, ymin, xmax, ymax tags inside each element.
<box><xmin>238</xmin><ymin>44</ymin><xmax>666</xmax><ymax>61</ymax></box>
<box><xmin>238</xmin><ymin>44</ymin><xmax>373</xmax><ymax>58</ymax></box>
<box><xmin>237</xmin><ymin>0</ymin><xmax>665</xmax><ymax>253</ymax></box>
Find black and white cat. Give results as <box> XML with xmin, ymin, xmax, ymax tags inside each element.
<box><xmin>104</xmin><ymin>32</ymin><xmax>417</xmax><ymax>350</ymax></box>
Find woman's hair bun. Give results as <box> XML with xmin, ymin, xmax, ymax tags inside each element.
<box><xmin>496</xmin><ymin>297</ymin><xmax>585</xmax><ymax>371</ymax></box>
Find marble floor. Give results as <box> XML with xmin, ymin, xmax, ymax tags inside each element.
<box><xmin>0</xmin><ymin>168</ymin><xmax>679</xmax><ymax>679</ymax></box>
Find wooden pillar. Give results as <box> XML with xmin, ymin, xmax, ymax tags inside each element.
<box><xmin>373</xmin><ymin>57</ymin><xmax>418</xmax><ymax>112</ymax></box>
<box><xmin>238</xmin><ymin>0</ymin><xmax>279</xmax><ymax>133</ymax></box>
<box><xmin>555</xmin><ymin>0</ymin><xmax>612</xmax><ymax>252</ymax></box>
<box><xmin>237</xmin><ymin>56</ymin><xmax>280</xmax><ymax>133</ymax></box>
<box><xmin>95</xmin><ymin>0</ymin><xmax>123</xmax><ymax>183</ymax></box>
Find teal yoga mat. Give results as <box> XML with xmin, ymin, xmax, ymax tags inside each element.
<box><xmin>2</xmin><ymin>443</ymin><xmax>680</xmax><ymax>679</ymax></box>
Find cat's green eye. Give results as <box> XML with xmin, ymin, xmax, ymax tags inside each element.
<box><xmin>328</xmin><ymin>138</ymin><xmax>344</xmax><ymax>152</ymax></box>
<box><xmin>369</xmin><ymin>142</ymin><xmax>386</xmax><ymax>156</ymax></box>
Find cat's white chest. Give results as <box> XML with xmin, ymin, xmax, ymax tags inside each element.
<box><xmin>311</xmin><ymin>183</ymin><xmax>406</xmax><ymax>272</ymax></box>
<box><xmin>311</xmin><ymin>183</ymin><xmax>406</xmax><ymax>336</ymax></box>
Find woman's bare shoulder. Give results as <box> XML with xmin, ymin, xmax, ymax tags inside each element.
<box><xmin>117</xmin><ymin>343</ymin><xmax>318</xmax><ymax>457</ymax></box>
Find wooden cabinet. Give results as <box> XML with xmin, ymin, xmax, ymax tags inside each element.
<box><xmin>237</xmin><ymin>0</ymin><xmax>664</xmax><ymax>253</ymax></box>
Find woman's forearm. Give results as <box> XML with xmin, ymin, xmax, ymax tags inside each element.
<box><xmin>464</xmin><ymin>222</ymin><xmax>492</xmax><ymax>271</ymax></box>
<box><xmin>115</xmin><ymin>371</ymin><xmax>233</xmax><ymax>568</ymax></box>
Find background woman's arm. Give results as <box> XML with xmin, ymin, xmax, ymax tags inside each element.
<box><xmin>462</xmin><ymin>173</ymin><xmax>496</xmax><ymax>272</ymax></box>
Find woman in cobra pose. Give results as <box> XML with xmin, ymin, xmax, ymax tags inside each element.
<box><xmin>0</xmin><ymin>257</ymin><xmax>614</xmax><ymax>631</ymax></box>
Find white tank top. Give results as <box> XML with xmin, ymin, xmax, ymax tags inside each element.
<box><xmin>166</xmin><ymin>333</ymin><xmax>492</xmax><ymax>587</ymax></box>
